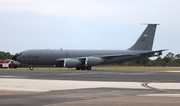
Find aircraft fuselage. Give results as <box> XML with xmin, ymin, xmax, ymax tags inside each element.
<box><xmin>14</xmin><ymin>49</ymin><xmax>146</xmax><ymax>66</ymax></box>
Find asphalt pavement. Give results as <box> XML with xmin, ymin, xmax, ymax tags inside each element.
<box><xmin>0</xmin><ymin>69</ymin><xmax>180</xmax><ymax>106</ymax></box>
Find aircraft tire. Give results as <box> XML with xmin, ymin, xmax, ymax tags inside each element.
<box><xmin>87</xmin><ymin>66</ymin><xmax>92</xmax><ymax>70</ymax></box>
<box><xmin>13</xmin><ymin>65</ymin><xmax>17</xmax><ymax>69</ymax></box>
<box><xmin>76</xmin><ymin>66</ymin><xmax>81</xmax><ymax>70</ymax></box>
<box><xmin>81</xmin><ymin>66</ymin><xmax>86</xmax><ymax>70</ymax></box>
<box><xmin>29</xmin><ymin>65</ymin><xmax>34</xmax><ymax>70</ymax></box>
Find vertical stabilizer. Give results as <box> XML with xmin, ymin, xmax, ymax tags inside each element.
<box><xmin>128</xmin><ymin>24</ymin><xmax>159</xmax><ymax>51</ymax></box>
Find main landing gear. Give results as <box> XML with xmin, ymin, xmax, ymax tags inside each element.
<box><xmin>28</xmin><ymin>65</ymin><xmax>91</xmax><ymax>70</ymax></box>
<box><xmin>76</xmin><ymin>66</ymin><xmax>92</xmax><ymax>70</ymax></box>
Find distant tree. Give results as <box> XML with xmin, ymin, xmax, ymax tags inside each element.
<box><xmin>121</xmin><ymin>52</ymin><xmax>180</xmax><ymax>67</ymax></box>
<box><xmin>146</xmin><ymin>60</ymin><xmax>156</xmax><ymax>66</ymax></box>
<box><xmin>165</xmin><ymin>52</ymin><xmax>175</xmax><ymax>60</ymax></box>
<box><xmin>0</xmin><ymin>51</ymin><xmax>12</xmax><ymax>59</ymax></box>
<box><xmin>155</xmin><ymin>57</ymin><xmax>165</xmax><ymax>66</ymax></box>
<box><xmin>175</xmin><ymin>54</ymin><xmax>180</xmax><ymax>66</ymax></box>
<box><xmin>140</xmin><ymin>57</ymin><xmax>150</xmax><ymax>66</ymax></box>
<box><xmin>175</xmin><ymin>54</ymin><xmax>180</xmax><ymax>59</ymax></box>
<box><xmin>163</xmin><ymin>57</ymin><xmax>171</xmax><ymax>63</ymax></box>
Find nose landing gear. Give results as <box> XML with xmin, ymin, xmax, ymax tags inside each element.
<box><xmin>29</xmin><ymin>65</ymin><xmax>34</xmax><ymax>70</ymax></box>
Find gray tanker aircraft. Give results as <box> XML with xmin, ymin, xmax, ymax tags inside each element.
<box><xmin>12</xmin><ymin>24</ymin><xmax>166</xmax><ymax>70</ymax></box>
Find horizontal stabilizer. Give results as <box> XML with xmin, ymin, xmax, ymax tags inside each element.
<box><xmin>140</xmin><ymin>49</ymin><xmax>168</xmax><ymax>57</ymax></box>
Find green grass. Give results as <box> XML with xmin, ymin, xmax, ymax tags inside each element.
<box><xmin>93</xmin><ymin>65</ymin><xmax>180</xmax><ymax>71</ymax></box>
<box><xmin>1</xmin><ymin>66</ymin><xmax>180</xmax><ymax>72</ymax></box>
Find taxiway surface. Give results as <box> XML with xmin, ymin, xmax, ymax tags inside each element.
<box><xmin>0</xmin><ymin>69</ymin><xmax>180</xmax><ymax>106</ymax></box>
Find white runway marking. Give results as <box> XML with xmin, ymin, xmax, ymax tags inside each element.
<box><xmin>140</xmin><ymin>94</ymin><xmax>180</xmax><ymax>97</ymax></box>
<box><xmin>140</xmin><ymin>82</ymin><xmax>180</xmax><ymax>97</ymax></box>
<box><xmin>148</xmin><ymin>83</ymin><xmax>180</xmax><ymax>90</ymax></box>
<box><xmin>0</xmin><ymin>78</ymin><xmax>145</xmax><ymax>92</ymax></box>
<box><xmin>0</xmin><ymin>76</ymin><xmax>23</xmax><ymax>78</ymax></box>
<box><xmin>165</xmin><ymin>71</ymin><xmax>180</xmax><ymax>73</ymax></box>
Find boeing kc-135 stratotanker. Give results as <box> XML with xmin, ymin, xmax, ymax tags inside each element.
<box><xmin>12</xmin><ymin>24</ymin><xmax>166</xmax><ymax>70</ymax></box>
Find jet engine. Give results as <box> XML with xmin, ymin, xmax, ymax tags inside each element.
<box><xmin>64</xmin><ymin>59</ymin><xmax>81</xmax><ymax>68</ymax></box>
<box><xmin>85</xmin><ymin>57</ymin><xmax>103</xmax><ymax>66</ymax></box>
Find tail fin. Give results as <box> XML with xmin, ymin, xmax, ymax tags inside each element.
<box><xmin>128</xmin><ymin>24</ymin><xmax>159</xmax><ymax>51</ymax></box>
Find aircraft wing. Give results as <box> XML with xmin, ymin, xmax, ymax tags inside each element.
<box><xmin>56</xmin><ymin>54</ymin><xmax>134</xmax><ymax>64</ymax></box>
<box><xmin>56</xmin><ymin>50</ymin><xmax>166</xmax><ymax>62</ymax></box>
<box><xmin>55</xmin><ymin>50</ymin><xmax>166</xmax><ymax>68</ymax></box>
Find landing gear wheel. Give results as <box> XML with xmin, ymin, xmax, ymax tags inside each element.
<box><xmin>29</xmin><ymin>65</ymin><xmax>34</xmax><ymax>70</ymax></box>
<box><xmin>81</xmin><ymin>66</ymin><xmax>86</xmax><ymax>70</ymax></box>
<box><xmin>87</xmin><ymin>66</ymin><xmax>92</xmax><ymax>70</ymax></box>
<box><xmin>76</xmin><ymin>66</ymin><xmax>81</xmax><ymax>70</ymax></box>
<box><xmin>13</xmin><ymin>65</ymin><xmax>17</xmax><ymax>69</ymax></box>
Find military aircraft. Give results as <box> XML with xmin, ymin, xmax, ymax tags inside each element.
<box><xmin>12</xmin><ymin>24</ymin><xmax>166</xmax><ymax>70</ymax></box>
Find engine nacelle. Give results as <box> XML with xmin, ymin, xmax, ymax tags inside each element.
<box><xmin>64</xmin><ymin>59</ymin><xmax>81</xmax><ymax>68</ymax></box>
<box><xmin>85</xmin><ymin>57</ymin><xmax>103</xmax><ymax>66</ymax></box>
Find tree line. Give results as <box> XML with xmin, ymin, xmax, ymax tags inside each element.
<box><xmin>0</xmin><ymin>51</ymin><xmax>12</xmax><ymax>59</ymax></box>
<box><xmin>120</xmin><ymin>52</ymin><xmax>180</xmax><ymax>66</ymax></box>
<box><xmin>0</xmin><ymin>51</ymin><xmax>180</xmax><ymax>67</ymax></box>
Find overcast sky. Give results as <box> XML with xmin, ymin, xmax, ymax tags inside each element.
<box><xmin>0</xmin><ymin>0</ymin><xmax>180</xmax><ymax>57</ymax></box>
